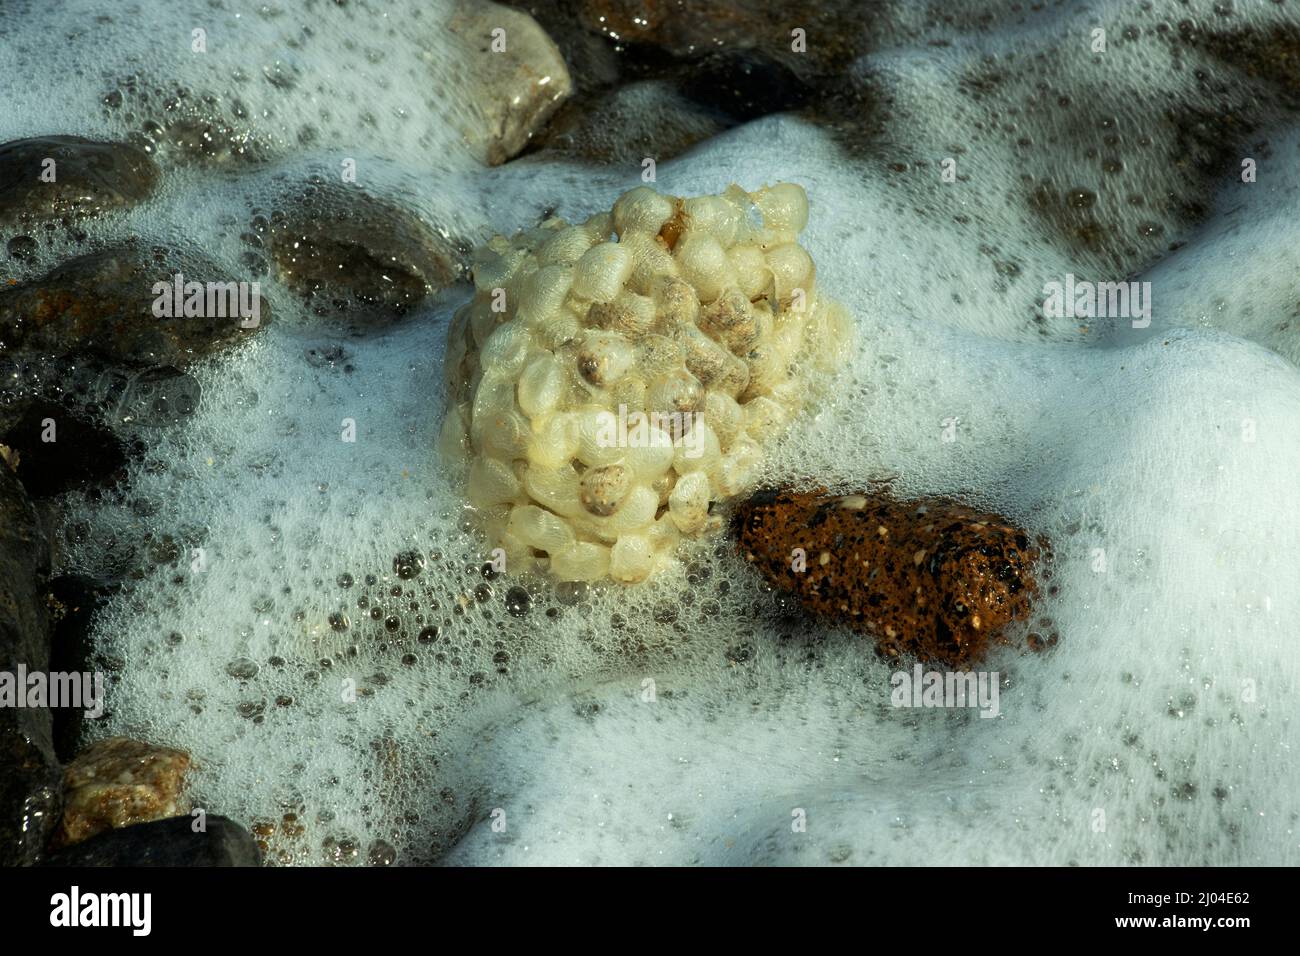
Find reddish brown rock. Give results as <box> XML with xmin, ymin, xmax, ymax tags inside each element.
<box><xmin>734</xmin><ymin>488</ymin><xmax>1050</xmax><ymax>665</ymax></box>
<box><xmin>55</xmin><ymin>737</ymin><xmax>192</xmax><ymax>847</ymax></box>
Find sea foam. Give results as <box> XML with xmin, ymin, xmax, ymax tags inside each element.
<box><xmin>3</xmin><ymin>0</ymin><xmax>1296</xmax><ymax>864</ymax></box>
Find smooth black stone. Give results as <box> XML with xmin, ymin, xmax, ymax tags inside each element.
<box><xmin>39</xmin><ymin>815</ymin><xmax>262</xmax><ymax>867</ymax></box>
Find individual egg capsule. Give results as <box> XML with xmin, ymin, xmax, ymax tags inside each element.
<box><xmin>620</xmin><ymin>232</ymin><xmax>678</xmax><ymax>296</ymax></box>
<box><xmin>636</xmin><ymin>334</ymin><xmax>684</xmax><ymax>380</ymax></box>
<box><xmin>468</xmin><ymin>456</ymin><xmax>521</xmax><ymax>508</ymax></box>
<box><xmin>469</xmin><ymin>297</ymin><xmax>504</xmax><ymax>348</ymax></box>
<box><xmin>676</xmin><ymin>324</ymin><xmax>750</xmax><ymax>397</ymax></box>
<box><xmin>621</xmin><ymin>417</ymin><xmax>676</xmax><ymax>480</ymax></box>
<box><xmin>471</xmin><ymin>245</ymin><xmax>529</xmax><ymax>292</ymax></box>
<box><xmin>574</xmin><ymin>330</ymin><xmax>635</xmax><ymax>388</ymax></box>
<box><xmin>646</xmin><ymin>513</ymin><xmax>682</xmax><ymax>559</ymax></box>
<box><xmin>478</xmin><ymin>321</ymin><xmax>532</xmax><ymax>379</ymax></box>
<box><xmin>739</xmin><ymin>342</ymin><xmax>787</xmax><ymax>402</ymax></box>
<box><xmin>524</xmin><ymin>464</ymin><xmax>584</xmax><ymax>517</ymax></box>
<box><xmin>537</xmin><ymin>225</ymin><xmax>595</xmax><ymax>267</ymax></box>
<box><xmin>537</xmin><ymin>307</ymin><xmax>582</xmax><ymax>350</ymax></box>
<box><xmin>550</xmin><ymin>541</ymin><xmax>611</xmax><ymax>582</ymax></box>
<box><xmin>673</xmin><ymin>231</ymin><xmax>735</xmax><ymax>303</ymax></box>
<box><xmin>711</xmin><ymin>437</ymin><xmax>763</xmax><ymax>498</ymax></box>
<box><xmin>741</xmin><ymin>394</ymin><xmax>790</xmax><ymax>438</ymax></box>
<box><xmin>764</xmin><ymin>379</ymin><xmax>805</xmax><ymax>418</ymax></box>
<box><xmin>650</xmin><ymin>469</ymin><xmax>676</xmax><ymax>505</ymax></box>
<box><xmin>438</xmin><ymin>403</ymin><xmax>470</xmax><ymax>463</ymax></box>
<box><xmin>587</xmin><ymin>289</ymin><xmax>656</xmax><ymax>338</ymax></box>
<box><xmin>768</xmin><ymin>308</ymin><xmax>805</xmax><ymax>362</ymax></box>
<box><xmin>613</xmin><ymin>186</ymin><xmax>676</xmax><ymax>238</ymax></box>
<box><xmin>650</xmin><ymin>274</ymin><xmax>699</xmax><ymax>329</ymax></box>
<box><xmin>668</xmin><ymin>471</ymin><xmax>711</xmax><ymax>535</ymax></box>
<box><xmin>507</xmin><ymin>504</ymin><xmax>576</xmax><ymax>556</ymax></box>
<box><xmin>699</xmin><ymin>288</ymin><xmax>759</xmax><ymax>355</ymax></box>
<box><xmin>580</xmin><ymin>211</ymin><xmax>615</xmax><ymax>242</ymax></box>
<box><xmin>703</xmin><ymin>390</ymin><xmax>743</xmax><ymax>449</ymax></box>
<box><xmin>571</xmin><ymin>241</ymin><xmax>634</xmax><ymax>304</ymax></box>
<box><xmin>483</xmin><ymin>512</ymin><xmax>531</xmax><ymax>572</ymax></box>
<box><xmin>514</xmin><ymin>265</ymin><xmax>573</xmax><ymax>327</ymax></box>
<box><xmin>578</xmin><ymin>463</ymin><xmax>631</xmax><ymax>516</ymax></box>
<box><xmin>609</xmin><ymin>532</ymin><xmax>656</xmax><ymax>583</ymax></box>
<box><xmin>646</xmin><ymin>368</ymin><xmax>705</xmax><ymax>418</ymax></box>
<box><xmin>672</xmin><ymin>419</ymin><xmax>720</xmax><ymax>474</ymax></box>
<box><xmin>477</xmin><ymin>406</ymin><xmax>532</xmax><ymax>459</ymax></box>
<box><xmin>527</xmin><ymin>412</ymin><xmax>580</xmax><ymax>469</ymax></box>
<box><xmin>727</xmin><ymin>244</ymin><xmax>772</xmax><ymax>301</ymax></box>
<box><xmin>806</xmin><ymin>298</ymin><xmax>854</xmax><ymax>372</ymax></box>
<box><xmin>517</xmin><ymin>353</ymin><xmax>566</xmax><ymax>419</ymax></box>
<box><xmin>607</xmin><ymin>374</ymin><xmax>648</xmax><ymax>413</ymax></box>
<box><xmin>574</xmin><ymin>406</ymin><xmax>630</xmax><ymax>467</ymax></box>
<box><xmin>753</xmin><ymin>182</ymin><xmax>809</xmax><ymax>233</ymax></box>
<box><xmin>470</xmin><ymin>374</ymin><xmax>512</xmax><ymax>433</ymax></box>
<box><xmin>575</xmin><ymin>483</ymin><xmax>659</xmax><ymax>543</ymax></box>
<box><xmin>683</xmin><ymin>194</ymin><xmax>742</xmax><ymax>247</ymax></box>
<box><xmin>765</xmin><ymin>242</ymin><xmax>814</xmax><ymax>302</ymax></box>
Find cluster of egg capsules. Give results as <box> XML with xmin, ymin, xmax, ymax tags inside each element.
<box><xmin>440</xmin><ymin>182</ymin><xmax>851</xmax><ymax>583</ymax></box>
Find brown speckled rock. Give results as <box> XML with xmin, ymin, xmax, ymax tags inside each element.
<box><xmin>734</xmin><ymin>488</ymin><xmax>1050</xmax><ymax>665</ymax></box>
<box><xmin>55</xmin><ymin>737</ymin><xmax>192</xmax><ymax>847</ymax></box>
<box><xmin>0</xmin><ymin>241</ymin><xmax>265</xmax><ymax>366</ymax></box>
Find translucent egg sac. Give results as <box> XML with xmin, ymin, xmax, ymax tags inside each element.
<box><xmin>442</xmin><ymin>182</ymin><xmax>853</xmax><ymax>583</ymax></box>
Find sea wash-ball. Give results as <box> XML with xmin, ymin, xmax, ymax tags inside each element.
<box><xmin>442</xmin><ymin>182</ymin><xmax>853</xmax><ymax>583</ymax></box>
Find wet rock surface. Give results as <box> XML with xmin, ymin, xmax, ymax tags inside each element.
<box><xmin>263</xmin><ymin>180</ymin><xmax>465</xmax><ymax>319</ymax></box>
<box><xmin>526</xmin><ymin>78</ymin><xmax>724</xmax><ymax>163</ymax></box>
<box><xmin>46</xmin><ymin>575</ymin><xmax>117</xmax><ymax>763</ymax></box>
<box><xmin>40</xmin><ymin>814</ymin><xmax>261</xmax><ymax>867</ymax></box>
<box><xmin>449</xmin><ymin>0</ymin><xmax>574</xmax><ymax>164</ymax></box>
<box><xmin>0</xmin><ymin>242</ymin><xmax>264</xmax><ymax>367</ymax></box>
<box><xmin>55</xmin><ymin>736</ymin><xmax>192</xmax><ymax>847</ymax></box>
<box><xmin>734</xmin><ymin>488</ymin><xmax>1049</xmax><ymax>666</ymax></box>
<box><xmin>0</xmin><ymin>135</ymin><xmax>159</xmax><ymax>233</ymax></box>
<box><xmin>0</xmin><ymin>399</ymin><xmax>128</xmax><ymax>500</ymax></box>
<box><xmin>0</xmin><ymin>461</ymin><xmax>59</xmax><ymax>866</ymax></box>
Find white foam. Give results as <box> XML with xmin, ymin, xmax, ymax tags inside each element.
<box><xmin>6</xmin><ymin>0</ymin><xmax>1294</xmax><ymax>864</ymax></box>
